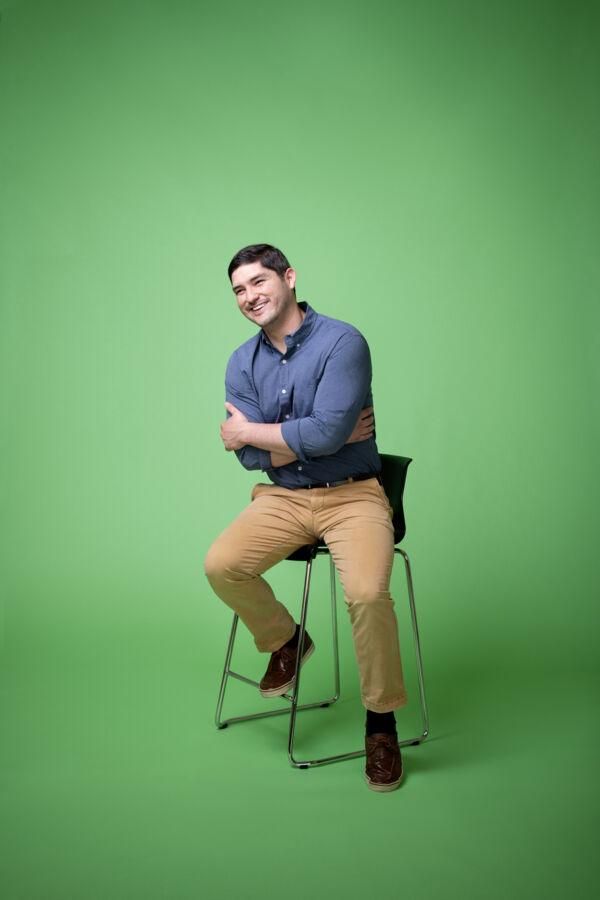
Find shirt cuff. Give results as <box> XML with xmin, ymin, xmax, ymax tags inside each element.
<box><xmin>258</xmin><ymin>449</ymin><xmax>272</xmax><ymax>471</ymax></box>
<box><xmin>281</xmin><ymin>419</ymin><xmax>308</xmax><ymax>462</ymax></box>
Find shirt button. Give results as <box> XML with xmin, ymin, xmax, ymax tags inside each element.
<box><xmin>281</xmin><ymin>388</ymin><xmax>287</xmax><ymax>395</ymax></box>
<box><xmin>285</xmin><ymin>414</ymin><xmax>290</xmax><ymax>419</ymax></box>
<box><xmin>297</xmin><ymin>465</ymin><xmax>303</xmax><ymax>471</ymax></box>
<box><xmin>281</xmin><ymin>359</ymin><xmax>287</xmax><ymax>364</ymax></box>
<box><xmin>296</xmin><ymin>343</ymin><xmax>301</xmax><ymax>347</ymax></box>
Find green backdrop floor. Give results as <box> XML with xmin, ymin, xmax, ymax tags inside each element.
<box><xmin>2</xmin><ymin>620</ymin><xmax>597</xmax><ymax>900</ymax></box>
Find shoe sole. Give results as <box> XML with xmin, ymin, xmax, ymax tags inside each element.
<box><xmin>259</xmin><ymin>643</ymin><xmax>316</xmax><ymax>698</ymax></box>
<box><xmin>364</xmin><ymin>770</ymin><xmax>404</xmax><ymax>792</ymax></box>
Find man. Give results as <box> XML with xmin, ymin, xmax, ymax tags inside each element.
<box><xmin>204</xmin><ymin>243</ymin><xmax>408</xmax><ymax>791</ymax></box>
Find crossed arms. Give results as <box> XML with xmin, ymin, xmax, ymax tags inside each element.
<box><xmin>221</xmin><ymin>403</ymin><xmax>375</xmax><ymax>468</ymax></box>
<box><xmin>220</xmin><ymin>332</ymin><xmax>374</xmax><ymax>470</ymax></box>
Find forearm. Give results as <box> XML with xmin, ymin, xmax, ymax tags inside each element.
<box><xmin>241</xmin><ymin>422</ymin><xmax>292</xmax><ymax>454</ymax></box>
<box><xmin>239</xmin><ymin>410</ymin><xmax>370</xmax><ymax>468</ymax></box>
<box><xmin>270</xmin><ymin>447</ymin><xmax>298</xmax><ymax>468</ymax></box>
<box><xmin>281</xmin><ymin>409</ymin><xmax>357</xmax><ymax>460</ymax></box>
<box><xmin>241</xmin><ymin>423</ymin><xmax>297</xmax><ymax>467</ymax></box>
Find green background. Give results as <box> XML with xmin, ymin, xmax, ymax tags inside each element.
<box><xmin>1</xmin><ymin>0</ymin><xmax>599</xmax><ymax>897</ymax></box>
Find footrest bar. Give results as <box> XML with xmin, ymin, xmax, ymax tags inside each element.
<box><xmin>228</xmin><ymin>671</ymin><xmax>260</xmax><ymax>688</ymax></box>
<box><xmin>219</xmin><ymin>698</ymin><xmax>335</xmax><ymax>728</ymax></box>
<box><xmin>399</xmin><ymin>730</ymin><xmax>429</xmax><ymax>747</ymax></box>
<box><xmin>289</xmin><ymin>729</ymin><xmax>429</xmax><ymax>768</ymax></box>
<box><xmin>290</xmin><ymin>748</ymin><xmax>365</xmax><ymax>768</ymax></box>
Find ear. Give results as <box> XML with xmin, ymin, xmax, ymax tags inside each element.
<box><xmin>284</xmin><ymin>267</ymin><xmax>296</xmax><ymax>291</ymax></box>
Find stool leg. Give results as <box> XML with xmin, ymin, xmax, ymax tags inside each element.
<box><xmin>288</xmin><ymin>556</ymin><xmax>314</xmax><ymax>767</ymax></box>
<box><xmin>287</xmin><ymin>547</ymin><xmax>430</xmax><ymax>766</ymax></box>
<box><xmin>288</xmin><ymin>551</ymin><xmax>365</xmax><ymax>768</ymax></box>
<box><xmin>215</xmin><ymin>613</ymin><xmax>239</xmax><ymax>729</ymax></box>
<box><xmin>215</xmin><ymin>564</ymin><xmax>336</xmax><ymax>730</ymax></box>
<box><xmin>329</xmin><ymin>554</ymin><xmax>341</xmax><ymax>701</ymax></box>
<box><xmin>396</xmin><ymin>548</ymin><xmax>429</xmax><ymax>743</ymax></box>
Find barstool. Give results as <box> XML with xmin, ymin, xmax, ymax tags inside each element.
<box><xmin>214</xmin><ymin>454</ymin><xmax>429</xmax><ymax>768</ymax></box>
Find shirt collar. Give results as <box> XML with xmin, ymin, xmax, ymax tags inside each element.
<box><xmin>260</xmin><ymin>301</ymin><xmax>317</xmax><ymax>350</ymax></box>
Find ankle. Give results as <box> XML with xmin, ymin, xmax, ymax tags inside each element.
<box><xmin>283</xmin><ymin>624</ymin><xmax>300</xmax><ymax>649</ymax></box>
<box><xmin>365</xmin><ymin>709</ymin><xmax>397</xmax><ymax>737</ymax></box>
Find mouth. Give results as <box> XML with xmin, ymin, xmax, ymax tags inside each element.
<box><xmin>248</xmin><ymin>301</ymin><xmax>268</xmax><ymax>315</ymax></box>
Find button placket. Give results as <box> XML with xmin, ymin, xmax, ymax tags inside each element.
<box><xmin>278</xmin><ymin>351</ymin><xmax>290</xmax><ymax>420</ymax></box>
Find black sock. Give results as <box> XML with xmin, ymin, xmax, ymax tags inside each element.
<box><xmin>283</xmin><ymin>624</ymin><xmax>300</xmax><ymax>649</ymax></box>
<box><xmin>366</xmin><ymin>709</ymin><xmax>397</xmax><ymax>736</ymax></box>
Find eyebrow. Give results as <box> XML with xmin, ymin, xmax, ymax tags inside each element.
<box><xmin>232</xmin><ymin>274</ymin><xmax>267</xmax><ymax>292</ymax></box>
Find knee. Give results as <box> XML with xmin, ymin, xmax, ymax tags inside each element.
<box><xmin>204</xmin><ymin>540</ymin><xmax>229</xmax><ymax>584</ymax></box>
<box><xmin>345</xmin><ymin>582</ymin><xmax>390</xmax><ymax>607</ymax></box>
<box><xmin>204</xmin><ymin>539</ymin><xmax>246</xmax><ymax>585</ymax></box>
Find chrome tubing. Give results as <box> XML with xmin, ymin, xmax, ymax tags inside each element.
<box><xmin>215</xmin><ymin>613</ymin><xmax>239</xmax><ymax>729</ymax></box>
<box><xmin>396</xmin><ymin>547</ymin><xmax>429</xmax><ymax>743</ymax></box>
<box><xmin>287</xmin><ymin>555</ymin><xmax>314</xmax><ymax>764</ymax></box>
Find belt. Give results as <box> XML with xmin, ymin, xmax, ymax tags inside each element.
<box><xmin>293</xmin><ymin>472</ymin><xmax>382</xmax><ymax>490</ymax></box>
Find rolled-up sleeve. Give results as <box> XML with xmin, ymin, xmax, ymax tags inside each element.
<box><xmin>225</xmin><ymin>354</ymin><xmax>272</xmax><ymax>472</ymax></box>
<box><xmin>281</xmin><ymin>333</ymin><xmax>371</xmax><ymax>462</ymax></box>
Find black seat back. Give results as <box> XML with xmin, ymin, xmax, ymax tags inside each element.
<box><xmin>379</xmin><ymin>454</ymin><xmax>412</xmax><ymax>544</ymax></box>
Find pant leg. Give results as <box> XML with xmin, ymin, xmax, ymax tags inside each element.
<box><xmin>204</xmin><ymin>484</ymin><xmax>316</xmax><ymax>652</ymax></box>
<box><xmin>317</xmin><ymin>478</ymin><xmax>408</xmax><ymax>713</ymax></box>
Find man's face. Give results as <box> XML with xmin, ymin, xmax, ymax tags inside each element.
<box><xmin>231</xmin><ymin>262</ymin><xmax>296</xmax><ymax>329</ymax></box>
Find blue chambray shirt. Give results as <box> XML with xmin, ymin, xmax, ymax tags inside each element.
<box><xmin>225</xmin><ymin>302</ymin><xmax>381</xmax><ymax>488</ymax></box>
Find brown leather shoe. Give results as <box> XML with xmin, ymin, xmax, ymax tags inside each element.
<box><xmin>365</xmin><ymin>732</ymin><xmax>403</xmax><ymax>792</ymax></box>
<box><xmin>259</xmin><ymin>631</ymin><xmax>315</xmax><ymax>698</ymax></box>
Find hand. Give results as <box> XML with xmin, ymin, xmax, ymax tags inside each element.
<box><xmin>346</xmin><ymin>406</ymin><xmax>374</xmax><ymax>444</ymax></box>
<box><xmin>220</xmin><ymin>402</ymin><xmax>249</xmax><ymax>451</ymax></box>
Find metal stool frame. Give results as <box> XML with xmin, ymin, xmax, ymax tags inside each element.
<box><xmin>215</xmin><ymin>542</ymin><xmax>429</xmax><ymax>769</ymax></box>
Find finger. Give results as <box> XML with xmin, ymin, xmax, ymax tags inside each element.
<box><xmin>224</xmin><ymin>401</ymin><xmax>238</xmax><ymax>415</ymax></box>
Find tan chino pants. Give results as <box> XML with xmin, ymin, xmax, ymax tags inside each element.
<box><xmin>204</xmin><ymin>477</ymin><xmax>407</xmax><ymax>713</ymax></box>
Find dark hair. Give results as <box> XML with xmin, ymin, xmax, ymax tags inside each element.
<box><xmin>227</xmin><ymin>243</ymin><xmax>294</xmax><ymax>287</ymax></box>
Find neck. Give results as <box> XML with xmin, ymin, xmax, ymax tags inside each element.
<box><xmin>263</xmin><ymin>302</ymin><xmax>304</xmax><ymax>352</ymax></box>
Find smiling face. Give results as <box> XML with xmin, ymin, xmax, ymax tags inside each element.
<box><xmin>230</xmin><ymin>261</ymin><xmax>297</xmax><ymax>329</ymax></box>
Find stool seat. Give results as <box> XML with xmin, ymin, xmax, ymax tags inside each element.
<box><xmin>214</xmin><ymin>453</ymin><xmax>429</xmax><ymax>768</ymax></box>
<box><xmin>285</xmin><ymin>542</ymin><xmax>321</xmax><ymax>562</ymax></box>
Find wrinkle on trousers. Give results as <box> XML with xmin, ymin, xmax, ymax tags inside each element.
<box><xmin>204</xmin><ymin>478</ymin><xmax>407</xmax><ymax>712</ymax></box>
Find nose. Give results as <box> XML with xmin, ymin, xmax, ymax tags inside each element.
<box><xmin>246</xmin><ymin>286</ymin><xmax>261</xmax><ymax>303</ymax></box>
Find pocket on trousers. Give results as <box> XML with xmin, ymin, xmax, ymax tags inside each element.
<box><xmin>251</xmin><ymin>482</ymin><xmax>272</xmax><ymax>501</ymax></box>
